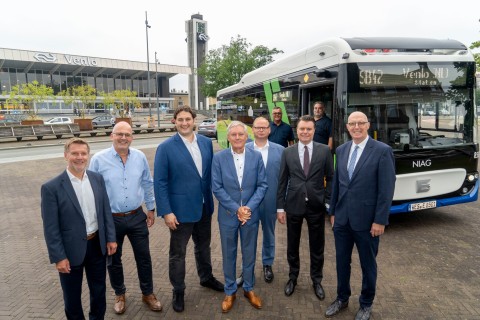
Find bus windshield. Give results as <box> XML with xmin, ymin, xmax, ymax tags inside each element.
<box><xmin>346</xmin><ymin>62</ymin><xmax>475</xmax><ymax>151</ymax></box>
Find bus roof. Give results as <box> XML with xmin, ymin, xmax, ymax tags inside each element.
<box><xmin>343</xmin><ymin>37</ymin><xmax>467</xmax><ymax>50</ymax></box>
<box><xmin>217</xmin><ymin>37</ymin><xmax>473</xmax><ymax>98</ymax></box>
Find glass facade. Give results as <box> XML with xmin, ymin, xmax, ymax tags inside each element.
<box><xmin>0</xmin><ymin>49</ymin><xmax>180</xmax><ymax>114</ymax></box>
<box><xmin>0</xmin><ymin>68</ymin><xmax>158</xmax><ymax>97</ymax></box>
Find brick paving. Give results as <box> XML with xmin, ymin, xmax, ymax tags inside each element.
<box><xmin>0</xmin><ymin>139</ymin><xmax>479</xmax><ymax>320</ymax></box>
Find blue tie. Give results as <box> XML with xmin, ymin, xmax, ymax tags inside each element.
<box><xmin>348</xmin><ymin>145</ymin><xmax>359</xmax><ymax>180</ymax></box>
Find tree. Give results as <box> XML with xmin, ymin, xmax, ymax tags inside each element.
<box><xmin>197</xmin><ymin>35</ymin><xmax>283</xmax><ymax>97</ymax></box>
<box><xmin>468</xmin><ymin>41</ymin><xmax>479</xmax><ymax>110</ymax></box>
<box><xmin>7</xmin><ymin>80</ymin><xmax>54</xmax><ymax>119</ymax></box>
<box><xmin>113</xmin><ymin>89</ymin><xmax>141</xmax><ymax>116</ymax></box>
<box><xmin>470</xmin><ymin>41</ymin><xmax>480</xmax><ymax>70</ymax></box>
<box><xmin>58</xmin><ymin>85</ymin><xmax>97</xmax><ymax>118</ymax></box>
<box><xmin>100</xmin><ymin>89</ymin><xmax>140</xmax><ymax>117</ymax></box>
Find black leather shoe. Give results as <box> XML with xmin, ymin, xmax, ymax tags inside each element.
<box><xmin>313</xmin><ymin>282</ymin><xmax>325</xmax><ymax>300</ymax></box>
<box><xmin>235</xmin><ymin>273</ymin><xmax>244</xmax><ymax>287</ymax></box>
<box><xmin>354</xmin><ymin>306</ymin><xmax>372</xmax><ymax>320</ymax></box>
<box><xmin>200</xmin><ymin>276</ymin><xmax>224</xmax><ymax>292</ymax></box>
<box><xmin>325</xmin><ymin>299</ymin><xmax>348</xmax><ymax>317</ymax></box>
<box><xmin>263</xmin><ymin>265</ymin><xmax>274</xmax><ymax>283</ymax></box>
<box><xmin>284</xmin><ymin>279</ymin><xmax>296</xmax><ymax>296</ymax></box>
<box><xmin>172</xmin><ymin>291</ymin><xmax>184</xmax><ymax>312</ymax></box>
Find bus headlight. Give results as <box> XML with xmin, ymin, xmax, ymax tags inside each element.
<box><xmin>466</xmin><ymin>172</ymin><xmax>479</xmax><ymax>182</ymax></box>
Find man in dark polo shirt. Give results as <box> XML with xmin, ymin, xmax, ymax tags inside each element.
<box><xmin>268</xmin><ymin>107</ymin><xmax>295</xmax><ymax>148</ymax></box>
<box><xmin>313</xmin><ymin>101</ymin><xmax>333</xmax><ymax>150</ymax></box>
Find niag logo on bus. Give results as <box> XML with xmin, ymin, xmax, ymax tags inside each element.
<box><xmin>412</xmin><ymin>159</ymin><xmax>431</xmax><ymax>168</ymax></box>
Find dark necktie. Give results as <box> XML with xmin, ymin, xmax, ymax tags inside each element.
<box><xmin>303</xmin><ymin>145</ymin><xmax>310</xmax><ymax>176</ymax></box>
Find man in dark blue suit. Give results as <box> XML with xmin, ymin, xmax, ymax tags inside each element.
<box><xmin>326</xmin><ymin>111</ymin><xmax>396</xmax><ymax>320</ymax></box>
<box><xmin>41</xmin><ymin>138</ymin><xmax>117</xmax><ymax>320</ymax></box>
<box><xmin>212</xmin><ymin>121</ymin><xmax>268</xmax><ymax>313</ymax></box>
<box><xmin>154</xmin><ymin>106</ymin><xmax>223</xmax><ymax>312</ymax></box>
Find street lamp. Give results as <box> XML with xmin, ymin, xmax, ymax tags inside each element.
<box><xmin>145</xmin><ymin>11</ymin><xmax>152</xmax><ymax>125</ymax></box>
<box><xmin>155</xmin><ymin>51</ymin><xmax>160</xmax><ymax>129</ymax></box>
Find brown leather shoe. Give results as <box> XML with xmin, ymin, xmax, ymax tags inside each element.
<box><xmin>243</xmin><ymin>290</ymin><xmax>262</xmax><ymax>309</ymax></box>
<box><xmin>221</xmin><ymin>294</ymin><xmax>236</xmax><ymax>313</ymax></box>
<box><xmin>142</xmin><ymin>293</ymin><xmax>162</xmax><ymax>312</ymax></box>
<box><xmin>114</xmin><ymin>294</ymin><xmax>126</xmax><ymax>314</ymax></box>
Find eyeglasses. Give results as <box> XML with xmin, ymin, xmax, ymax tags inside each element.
<box><xmin>113</xmin><ymin>132</ymin><xmax>133</xmax><ymax>138</ymax></box>
<box><xmin>272</xmin><ymin>112</ymin><xmax>282</xmax><ymax>115</ymax></box>
<box><xmin>347</xmin><ymin>121</ymin><xmax>368</xmax><ymax>128</ymax></box>
<box><xmin>253</xmin><ymin>126</ymin><xmax>269</xmax><ymax>131</ymax></box>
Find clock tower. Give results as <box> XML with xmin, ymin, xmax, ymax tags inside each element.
<box><xmin>185</xmin><ymin>14</ymin><xmax>209</xmax><ymax>110</ymax></box>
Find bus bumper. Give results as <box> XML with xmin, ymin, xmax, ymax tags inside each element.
<box><xmin>390</xmin><ymin>180</ymin><xmax>479</xmax><ymax>214</ymax></box>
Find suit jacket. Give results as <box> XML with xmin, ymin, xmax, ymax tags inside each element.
<box><xmin>330</xmin><ymin>138</ymin><xmax>396</xmax><ymax>231</ymax></box>
<box><xmin>154</xmin><ymin>133</ymin><xmax>214</xmax><ymax>222</ymax></box>
<box><xmin>277</xmin><ymin>142</ymin><xmax>333</xmax><ymax>214</ymax></box>
<box><xmin>212</xmin><ymin>147</ymin><xmax>268</xmax><ymax>227</ymax></box>
<box><xmin>246</xmin><ymin>141</ymin><xmax>284</xmax><ymax>215</ymax></box>
<box><xmin>41</xmin><ymin>170</ymin><xmax>116</xmax><ymax>266</ymax></box>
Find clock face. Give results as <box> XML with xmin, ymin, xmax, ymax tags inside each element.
<box><xmin>197</xmin><ymin>22</ymin><xmax>205</xmax><ymax>34</ymax></box>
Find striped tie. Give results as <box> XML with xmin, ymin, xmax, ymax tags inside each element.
<box><xmin>348</xmin><ymin>145</ymin><xmax>359</xmax><ymax>180</ymax></box>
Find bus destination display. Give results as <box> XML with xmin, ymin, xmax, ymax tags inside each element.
<box><xmin>358</xmin><ymin>64</ymin><xmax>467</xmax><ymax>88</ymax></box>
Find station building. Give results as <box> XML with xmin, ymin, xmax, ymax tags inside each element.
<box><xmin>0</xmin><ymin>47</ymin><xmax>191</xmax><ymax>114</ymax></box>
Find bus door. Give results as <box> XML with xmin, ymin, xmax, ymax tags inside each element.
<box><xmin>299</xmin><ymin>83</ymin><xmax>335</xmax><ymax>118</ymax></box>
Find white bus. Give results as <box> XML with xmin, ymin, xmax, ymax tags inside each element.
<box><xmin>216</xmin><ymin>37</ymin><xmax>478</xmax><ymax>214</ymax></box>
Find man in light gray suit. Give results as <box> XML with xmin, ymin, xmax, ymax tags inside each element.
<box><xmin>236</xmin><ymin>116</ymin><xmax>284</xmax><ymax>285</ymax></box>
<box><xmin>212</xmin><ymin>121</ymin><xmax>268</xmax><ymax>313</ymax></box>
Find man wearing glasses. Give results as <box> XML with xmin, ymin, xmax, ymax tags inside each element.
<box><xmin>89</xmin><ymin>121</ymin><xmax>162</xmax><ymax>315</ymax></box>
<box><xmin>326</xmin><ymin>111</ymin><xmax>395</xmax><ymax>320</ymax></box>
<box><xmin>268</xmin><ymin>107</ymin><xmax>295</xmax><ymax>148</ymax></box>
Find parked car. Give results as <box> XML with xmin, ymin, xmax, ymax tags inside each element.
<box><xmin>44</xmin><ymin>117</ymin><xmax>73</xmax><ymax>125</ymax></box>
<box><xmin>197</xmin><ymin>118</ymin><xmax>217</xmax><ymax>138</ymax></box>
<box><xmin>92</xmin><ymin>115</ymin><xmax>115</xmax><ymax>128</ymax></box>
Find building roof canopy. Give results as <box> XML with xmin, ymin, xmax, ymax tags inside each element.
<box><xmin>0</xmin><ymin>48</ymin><xmax>192</xmax><ymax>79</ymax></box>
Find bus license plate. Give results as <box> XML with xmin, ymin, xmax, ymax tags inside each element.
<box><xmin>409</xmin><ymin>200</ymin><xmax>437</xmax><ymax>211</ymax></box>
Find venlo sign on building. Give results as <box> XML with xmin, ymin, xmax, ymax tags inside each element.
<box><xmin>33</xmin><ymin>52</ymin><xmax>98</xmax><ymax>66</ymax></box>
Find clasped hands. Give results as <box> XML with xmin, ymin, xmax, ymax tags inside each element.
<box><xmin>236</xmin><ymin>206</ymin><xmax>251</xmax><ymax>225</ymax></box>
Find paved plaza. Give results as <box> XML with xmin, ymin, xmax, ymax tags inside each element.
<box><xmin>0</xmin><ymin>138</ymin><xmax>479</xmax><ymax>320</ymax></box>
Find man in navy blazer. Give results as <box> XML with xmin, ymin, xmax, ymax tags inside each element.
<box><xmin>212</xmin><ymin>121</ymin><xmax>268</xmax><ymax>313</ymax></box>
<box><xmin>154</xmin><ymin>106</ymin><xmax>223</xmax><ymax>312</ymax></box>
<box><xmin>245</xmin><ymin>116</ymin><xmax>284</xmax><ymax>283</ymax></box>
<box><xmin>41</xmin><ymin>138</ymin><xmax>117</xmax><ymax>320</ymax></box>
<box><xmin>326</xmin><ymin>111</ymin><xmax>396</xmax><ymax>320</ymax></box>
